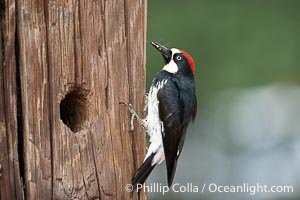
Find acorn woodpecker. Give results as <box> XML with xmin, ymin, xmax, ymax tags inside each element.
<box><xmin>123</xmin><ymin>42</ymin><xmax>197</xmax><ymax>198</ymax></box>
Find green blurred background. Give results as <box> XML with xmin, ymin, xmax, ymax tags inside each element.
<box><xmin>145</xmin><ymin>1</ymin><xmax>300</xmax><ymax>200</ymax></box>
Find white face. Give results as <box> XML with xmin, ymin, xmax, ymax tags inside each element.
<box><xmin>163</xmin><ymin>48</ymin><xmax>181</xmax><ymax>74</ymax></box>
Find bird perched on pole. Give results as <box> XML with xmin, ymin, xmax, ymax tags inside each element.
<box><xmin>122</xmin><ymin>41</ymin><xmax>197</xmax><ymax>199</ymax></box>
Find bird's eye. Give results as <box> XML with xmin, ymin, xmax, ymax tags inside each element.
<box><xmin>176</xmin><ymin>56</ymin><xmax>182</xmax><ymax>60</ymax></box>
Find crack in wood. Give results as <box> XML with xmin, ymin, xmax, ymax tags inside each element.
<box><xmin>14</xmin><ymin>1</ymin><xmax>26</xmax><ymax>198</ymax></box>
<box><xmin>89</xmin><ymin>131</ymin><xmax>102</xmax><ymax>199</ymax></box>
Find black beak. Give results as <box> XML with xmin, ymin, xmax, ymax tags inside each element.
<box><xmin>151</xmin><ymin>41</ymin><xmax>172</xmax><ymax>64</ymax></box>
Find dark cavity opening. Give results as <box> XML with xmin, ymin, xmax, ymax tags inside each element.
<box><xmin>60</xmin><ymin>87</ymin><xmax>90</xmax><ymax>133</ymax></box>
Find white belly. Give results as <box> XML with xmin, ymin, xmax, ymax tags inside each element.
<box><xmin>144</xmin><ymin>80</ymin><xmax>167</xmax><ymax>166</ymax></box>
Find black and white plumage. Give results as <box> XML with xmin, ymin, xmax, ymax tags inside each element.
<box><xmin>127</xmin><ymin>42</ymin><xmax>197</xmax><ymax>198</ymax></box>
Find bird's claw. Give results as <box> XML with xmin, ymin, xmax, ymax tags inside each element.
<box><xmin>120</xmin><ymin>102</ymin><xmax>141</xmax><ymax>131</ymax></box>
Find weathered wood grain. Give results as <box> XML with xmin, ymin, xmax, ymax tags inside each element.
<box><xmin>0</xmin><ymin>0</ymin><xmax>24</xmax><ymax>199</ymax></box>
<box><xmin>0</xmin><ymin>0</ymin><xmax>147</xmax><ymax>199</ymax></box>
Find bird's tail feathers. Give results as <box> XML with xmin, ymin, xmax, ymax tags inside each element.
<box><xmin>131</xmin><ymin>153</ymin><xmax>156</xmax><ymax>199</ymax></box>
<box><xmin>167</xmin><ymin>157</ymin><xmax>179</xmax><ymax>187</ymax></box>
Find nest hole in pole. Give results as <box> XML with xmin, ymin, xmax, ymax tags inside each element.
<box><xmin>59</xmin><ymin>86</ymin><xmax>91</xmax><ymax>133</ymax></box>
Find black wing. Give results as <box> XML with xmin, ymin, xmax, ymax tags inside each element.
<box><xmin>157</xmin><ymin>77</ymin><xmax>197</xmax><ymax>186</ymax></box>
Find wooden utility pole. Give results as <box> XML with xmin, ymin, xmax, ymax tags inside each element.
<box><xmin>0</xmin><ymin>0</ymin><xmax>147</xmax><ymax>199</ymax></box>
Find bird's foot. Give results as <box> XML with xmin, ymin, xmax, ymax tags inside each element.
<box><xmin>120</xmin><ymin>102</ymin><xmax>145</xmax><ymax>131</ymax></box>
